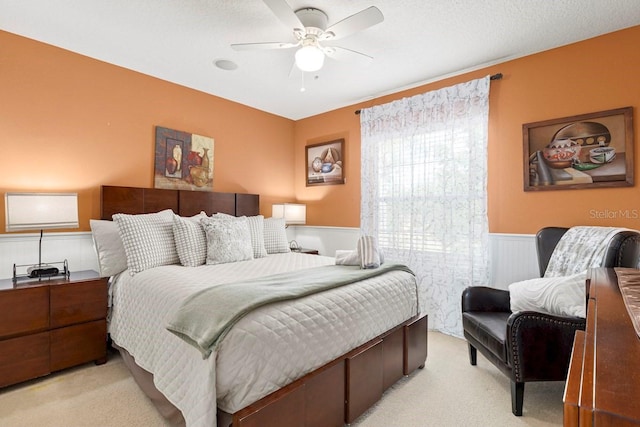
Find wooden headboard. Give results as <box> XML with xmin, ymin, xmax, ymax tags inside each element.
<box><xmin>100</xmin><ymin>186</ymin><xmax>259</xmax><ymax>219</ymax></box>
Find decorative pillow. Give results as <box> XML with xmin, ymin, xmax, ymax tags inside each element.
<box><xmin>113</xmin><ymin>209</ymin><xmax>179</xmax><ymax>275</ymax></box>
<box><xmin>89</xmin><ymin>219</ymin><xmax>128</xmax><ymax>277</ymax></box>
<box><xmin>246</xmin><ymin>215</ymin><xmax>268</xmax><ymax>258</ymax></box>
<box><xmin>509</xmin><ymin>271</ymin><xmax>587</xmax><ymax>318</ymax></box>
<box><xmin>173</xmin><ymin>214</ymin><xmax>207</xmax><ymax>267</ymax></box>
<box><xmin>212</xmin><ymin>213</ymin><xmax>267</xmax><ymax>259</ymax></box>
<box><xmin>200</xmin><ymin>216</ymin><xmax>253</xmax><ymax>265</ymax></box>
<box><xmin>263</xmin><ymin>217</ymin><xmax>291</xmax><ymax>254</ymax></box>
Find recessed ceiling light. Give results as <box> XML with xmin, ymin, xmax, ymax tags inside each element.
<box><xmin>214</xmin><ymin>59</ymin><xmax>238</xmax><ymax>71</ymax></box>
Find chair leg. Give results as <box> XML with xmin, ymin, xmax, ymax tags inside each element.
<box><xmin>468</xmin><ymin>343</ymin><xmax>477</xmax><ymax>366</ymax></box>
<box><xmin>511</xmin><ymin>381</ymin><xmax>524</xmax><ymax>416</ymax></box>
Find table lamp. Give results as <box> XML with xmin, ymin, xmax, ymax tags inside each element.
<box><xmin>271</xmin><ymin>203</ymin><xmax>306</xmax><ymax>226</ymax></box>
<box><xmin>5</xmin><ymin>192</ymin><xmax>79</xmax><ymax>278</ymax></box>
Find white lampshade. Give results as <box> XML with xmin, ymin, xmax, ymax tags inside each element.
<box><xmin>5</xmin><ymin>192</ymin><xmax>79</xmax><ymax>232</ymax></box>
<box><xmin>272</xmin><ymin>203</ymin><xmax>306</xmax><ymax>225</ymax></box>
<box><xmin>295</xmin><ymin>45</ymin><xmax>325</xmax><ymax>72</ymax></box>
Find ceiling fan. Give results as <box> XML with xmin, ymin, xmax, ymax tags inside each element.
<box><xmin>231</xmin><ymin>0</ymin><xmax>384</xmax><ymax>73</ymax></box>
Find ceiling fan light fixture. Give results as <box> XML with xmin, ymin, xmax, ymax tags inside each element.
<box><xmin>295</xmin><ymin>45</ymin><xmax>324</xmax><ymax>72</ymax></box>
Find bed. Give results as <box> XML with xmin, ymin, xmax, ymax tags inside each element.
<box><xmin>95</xmin><ymin>185</ymin><xmax>427</xmax><ymax>427</ymax></box>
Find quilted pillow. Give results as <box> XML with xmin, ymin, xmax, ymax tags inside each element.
<box><xmin>200</xmin><ymin>216</ymin><xmax>253</xmax><ymax>265</ymax></box>
<box><xmin>89</xmin><ymin>219</ymin><xmax>128</xmax><ymax>277</ymax></box>
<box><xmin>173</xmin><ymin>213</ymin><xmax>208</xmax><ymax>267</ymax></box>
<box><xmin>263</xmin><ymin>217</ymin><xmax>290</xmax><ymax>254</ymax></box>
<box><xmin>246</xmin><ymin>215</ymin><xmax>268</xmax><ymax>258</ymax></box>
<box><xmin>113</xmin><ymin>209</ymin><xmax>179</xmax><ymax>275</ymax></box>
<box><xmin>509</xmin><ymin>271</ymin><xmax>587</xmax><ymax>318</ymax></box>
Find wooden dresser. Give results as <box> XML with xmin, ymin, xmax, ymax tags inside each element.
<box><xmin>564</xmin><ymin>267</ymin><xmax>640</xmax><ymax>426</ymax></box>
<box><xmin>0</xmin><ymin>270</ymin><xmax>108</xmax><ymax>388</ymax></box>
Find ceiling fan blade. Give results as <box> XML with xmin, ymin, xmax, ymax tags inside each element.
<box><xmin>263</xmin><ymin>0</ymin><xmax>304</xmax><ymax>30</ymax></box>
<box><xmin>323</xmin><ymin>46</ymin><xmax>373</xmax><ymax>65</ymax></box>
<box><xmin>322</xmin><ymin>6</ymin><xmax>384</xmax><ymax>40</ymax></box>
<box><xmin>231</xmin><ymin>41</ymin><xmax>298</xmax><ymax>51</ymax></box>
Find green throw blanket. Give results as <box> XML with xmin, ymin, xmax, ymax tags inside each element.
<box><xmin>166</xmin><ymin>263</ymin><xmax>414</xmax><ymax>358</ymax></box>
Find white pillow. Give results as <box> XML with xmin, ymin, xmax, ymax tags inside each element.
<box><xmin>200</xmin><ymin>216</ymin><xmax>253</xmax><ymax>265</ymax></box>
<box><xmin>509</xmin><ymin>271</ymin><xmax>587</xmax><ymax>318</ymax></box>
<box><xmin>89</xmin><ymin>219</ymin><xmax>128</xmax><ymax>277</ymax></box>
<box><xmin>212</xmin><ymin>213</ymin><xmax>267</xmax><ymax>259</ymax></box>
<box><xmin>173</xmin><ymin>213</ymin><xmax>207</xmax><ymax>267</ymax></box>
<box><xmin>246</xmin><ymin>215</ymin><xmax>268</xmax><ymax>258</ymax></box>
<box><xmin>263</xmin><ymin>217</ymin><xmax>291</xmax><ymax>254</ymax></box>
<box><xmin>113</xmin><ymin>209</ymin><xmax>179</xmax><ymax>275</ymax></box>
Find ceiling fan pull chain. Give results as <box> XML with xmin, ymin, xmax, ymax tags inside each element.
<box><xmin>300</xmin><ymin>71</ymin><xmax>306</xmax><ymax>92</ymax></box>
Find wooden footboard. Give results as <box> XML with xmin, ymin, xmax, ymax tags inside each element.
<box><xmin>221</xmin><ymin>314</ymin><xmax>428</xmax><ymax>427</ymax></box>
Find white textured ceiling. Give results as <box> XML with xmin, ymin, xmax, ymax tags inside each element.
<box><xmin>2</xmin><ymin>1</ymin><xmax>640</xmax><ymax>120</ymax></box>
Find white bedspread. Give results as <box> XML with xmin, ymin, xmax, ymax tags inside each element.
<box><xmin>108</xmin><ymin>253</ymin><xmax>419</xmax><ymax>427</ymax></box>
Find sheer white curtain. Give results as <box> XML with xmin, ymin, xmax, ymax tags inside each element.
<box><xmin>360</xmin><ymin>76</ymin><xmax>491</xmax><ymax>337</ymax></box>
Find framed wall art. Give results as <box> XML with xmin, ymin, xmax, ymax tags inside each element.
<box><xmin>523</xmin><ymin>107</ymin><xmax>634</xmax><ymax>191</ymax></box>
<box><xmin>154</xmin><ymin>126</ymin><xmax>214</xmax><ymax>191</ymax></box>
<box><xmin>306</xmin><ymin>139</ymin><xmax>345</xmax><ymax>186</ymax></box>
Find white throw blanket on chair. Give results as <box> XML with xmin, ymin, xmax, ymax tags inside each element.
<box><xmin>509</xmin><ymin>226</ymin><xmax>629</xmax><ymax>318</ymax></box>
<box><xmin>544</xmin><ymin>226</ymin><xmax>629</xmax><ymax>277</ymax></box>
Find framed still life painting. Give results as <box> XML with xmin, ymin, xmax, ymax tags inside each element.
<box><xmin>154</xmin><ymin>126</ymin><xmax>214</xmax><ymax>191</ymax></box>
<box><xmin>523</xmin><ymin>107</ymin><xmax>634</xmax><ymax>191</ymax></box>
<box><xmin>306</xmin><ymin>139</ymin><xmax>345</xmax><ymax>186</ymax></box>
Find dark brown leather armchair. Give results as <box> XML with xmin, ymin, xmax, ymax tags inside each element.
<box><xmin>461</xmin><ymin>227</ymin><xmax>640</xmax><ymax>416</ymax></box>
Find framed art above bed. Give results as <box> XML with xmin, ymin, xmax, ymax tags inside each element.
<box><xmin>153</xmin><ymin>126</ymin><xmax>215</xmax><ymax>191</ymax></box>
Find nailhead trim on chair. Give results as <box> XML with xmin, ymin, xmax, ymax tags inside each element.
<box><xmin>617</xmin><ymin>235</ymin><xmax>640</xmax><ymax>267</ymax></box>
<box><xmin>509</xmin><ymin>313</ymin><xmax>586</xmax><ymax>381</ymax></box>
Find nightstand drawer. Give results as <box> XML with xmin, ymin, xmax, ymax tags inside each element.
<box><xmin>0</xmin><ymin>286</ymin><xmax>49</xmax><ymax>338</ymax></box>
<box><xmin>0</xmin><ymin>332</ymin><xmax>49</xmax><ymax>387</ymax></box>
<box><xmin>50</xmin><ymin>319</ymin><xmax>107</xmax><ymax>371</ymax></box>
<box><xmin>50</xmin><ymin>280</ymin><xmax>108</xmax><ymax>328</ymax></box>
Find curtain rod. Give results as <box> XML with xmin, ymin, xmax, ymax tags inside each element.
<box><xmin>354</xmin><ymin>73</ymin><xmax>503</xmax><ymax>115</ymax></box>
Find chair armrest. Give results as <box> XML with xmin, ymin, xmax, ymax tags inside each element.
<box><xmin>615</xmin><ymin>232</ymin><xmax>640</xmax><ymax>268</ymax></box>
<box><xmin>507</xmin><ymin>311</ymin><xmax>586</xmax><ymax>382</ymax></box>
<box><xmin>461</xmin><ymin>286</ymin><xmax>511</xmax><ymax>313</ymax></box>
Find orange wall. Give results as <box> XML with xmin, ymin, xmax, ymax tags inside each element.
<box><xmin>0</xmin><ymin>30</ymin><xmax>295</xmax><ymax>231</ymax></box>
<box><xmin>3</xmin><ymin>26</ymin><xmax>640</xmax><ymax>235</ymax></box>
<box><xmin>294</xmin><ymin>25</ymin><xmax>640</xmax><ymax>234</ymax></box>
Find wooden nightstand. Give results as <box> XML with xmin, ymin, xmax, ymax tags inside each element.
<box><xmin>0</xmin><ymin>270</ymin><xmax>108</xmax><ymax>388</ymax></box>
<box><xmin>293</xmin><ymin>248</ymin><xmax>319</xmax><ymax>255</ymax></box>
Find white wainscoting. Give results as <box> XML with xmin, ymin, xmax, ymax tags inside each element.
<box><xmin>488</xmin><ymin>233</ymin><xmax>539</xmax><ymax>289</ymax></box>
<box><xmin>286</xmin><ymin>226</ymin><xmax>362</xmax><ymax>258</ymax></box>
<box><xmin>0</xmin><ymin>232</ymin><xmax>99</xmax><ymax>280</ymax></box>
<box><xmin>289</xmin><ymin>226</ymin><xmax>540</xmax><ymax>289</ymax></box>
<box><xmin>0</xmin><ymin>228</ymin><xmax>539</xmax><ymax>286</ymax></box>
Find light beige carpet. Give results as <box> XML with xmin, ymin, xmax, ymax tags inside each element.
<box><xmin>0</xmin><ymin>332</ymin><xmax>563</xmax><ymax>426</ymax></box>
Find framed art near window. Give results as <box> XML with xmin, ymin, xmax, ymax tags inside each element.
<box><xmin>523</xmin><ymin>107</ymin><xmax>634</xmax><ymax>191</ymax></box>
<box><xmin>306</xmin><ymin>139</ymin><xmax>345</xmax><ymax>186</ymax></box>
